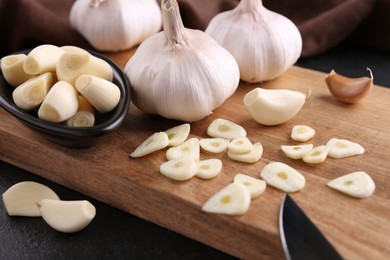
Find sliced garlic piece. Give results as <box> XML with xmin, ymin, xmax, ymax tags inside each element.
<box><xmin>227</xmin><ymin>142</ymin><xmax>263</xmax><ymax>163</ymax></box>
<box><xmin>244</xmin><ymin>88</ymin><xmax>306</xmax><ymax>126</ymax></box>
<box><xmin>75</xmin><ymin>74</ymin><xmax>121</xmax><ymax>113</ymax></box>
<box><xmin>326</xmin><ymin>138</ymin><xmax>365</xmax><ymax>159</ymax></box>
<box><xmin>281</xmin><ymin>144</ymin><xmax>314</xmax><ymax>159</ymax></box>
<box><xmin>291</xmin><ymin>125</ymin><xmax>315</xmax><ymax>142</ymax></box>
<box><xmin>202</xmin><ymin>183</ymin><xmax>251</xmax><ymax>215</ymax></box>
<box><xmin>1</xmin><ymin>54</ymin><xmax>32</xmax><ymax>87</ymax></box>
<box><xmin>327</xmin><ymin>171</ymin><xmax>375</xmax><ymax>198</ymax></box>
<box><xmin>12</xmin><ymin>72</ymin><xmax>54</xmax><ymax>111</ymax></box>
<box><xmin>56</xmin><ymin>48</ymin><xmax>113</xmax><ymax>85</ymax></box>
<box><xmin>199</xmin><ymin>138</ymin><xmax>230</xmax><ymax>154</ymax></box>
<box><xmin>164</xmin><ymin>123</ymin><xmax>190</xmax><ymax>146</ymax></box>
<box><xmin>260</xmin><ymin>162</ymin><xmax>305</xmax><ymax>193</ymax></box>
<box><xmin>228</xmin><ymin>136</ymin><xmax>253</xmax><ymax>154</ymax></box>
<box><xmin>233</xmin><ymin>173</ymin><xmax>266</xmax><ymax>199</ymax></box>
<box><xmin>196</xmin><ymin>159</ymin><xmax>223</xmax><ymax>179</ymax></box>
<box><xmin>302</xmin><ymin>145</ymin><xmax>329</xmax><ymax>164</ymax></box>
<box><xmin>166</xmin><ymin>137</ymin><xmax>200</xmax><ymax>161</ymax></box>
<box><xmin>66</xmin><ymin>95</ymin><xmax>95</xmax><ymax>127</ymax></box>
<box><xmin>160</xmin><ymin>156</ymin><xmax>197</xmax><ymax>181</ymax></box>
<box><xmin>207</xmin><ymin>118</ymin><xmax>246</xmax><ymax>140</ymax></box>
<box><xmin>38</xmin><ymin>199</ymin><xmax>96</xmax><ymax>233</ymax></box>
<box><xmin>23</xmin><ymin>44</ymin><xmax>65</xmax><ymax>75</ymax></box>
<box><xmin>2</xmin><ymin>181</ymin><xmax>60</xmax><ymax>217</ymax></box>
<box><xmin>38</xmin><ymin>81</ymin><xmax>79</xmax><ymax>123</ymax></box>
<box><xmin>130</xmin><ymin>132</ymin><xmax>169</xmax><ymax>158</ymax></box>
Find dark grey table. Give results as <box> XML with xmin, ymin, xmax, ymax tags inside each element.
<box><xmin>1</xmin><ymin>42</ymin><xmax>389</xmax><ymax>259</ymax></box>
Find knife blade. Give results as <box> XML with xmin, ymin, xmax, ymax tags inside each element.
<box><xmin>279</xmin><ymin>194</ymin><xmax>343</xmax><ymax>260</ymax></box>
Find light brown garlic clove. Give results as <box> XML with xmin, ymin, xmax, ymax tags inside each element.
<box><xmin>325</xmin><ymin>68</ymin><xmax>374</xmax><ymax>104</ymax></box>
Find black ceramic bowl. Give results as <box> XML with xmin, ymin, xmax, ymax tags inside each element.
<box><xmin>0</xmin><ymin>49</ymin><xmax>131</xmax><ymax>148</ymax></box>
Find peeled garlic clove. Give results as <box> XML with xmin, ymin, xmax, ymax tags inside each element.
<box><xmin>70</xmin><ymin>0</ymin><xmax>162</xmax><ymax>52</ymax></box>
<box><xmin>125</xmin><ymin>0</ymin><xmax>239</xmax><ymax>122</ymax></box>
<box><xmin>260</xmin><ymin>162</ymin><xmax>305</xmax><ymax>193</ymax></box>
<box><xmin>207</xmin><ymin>118</ymin><xmax>247</xmax><ymax>140</ymax></box>
<box><xmin>1</xmin><ymin>54</ymin><xmax>33</xmax><ymax>87</ymax></box>
<box><xmin>75</xmin><ymin>75</ymin><xmax>121</xmax><ymax>113</ymax></box>
<box><xmin>291</xmin><ymin>125</ymin><xmax>316</xmax><ymax>142</ymax></box>
<box><xmin>302</xmin><ymin>145</ymin><xmax>329</xmax><ymax>164</ymax></box>
<box><xmin>2</xmin><ymin>181</ymin><xmax>60</xmax><ymax>217</ymax></box>
<box><xmin>244</xmin><ymin>88</ymin><xmax>306</xmax><ymax>126</ymax></box>
<box><xmin>196</xmin><ymin>159</ymin><xmax>223</xmax><ymax>179</ymax></box>
<box><xmin>281</xmin><ymin>144</ymin><xmax>314</xmax><ymax>159</ymax></box>
<box><xmin>327</xmin><ymin>171</ymin><xmax>375</xmax><ymax>198</ymax></box>
<box><xmin>165</xmin><ymin>123</ymin><xmax>190</xmax><ymax>146</ymax></box>
<box><xmin>205</xmin><ymin>0</ymin><xmax>302</xmax><ymax>83</ymax></box>
<box><xmin>202</xmin><ymin>182</ymin><xmax>251</xmax><ymax>215</ymax></box>
<box><xmin>233</xmin><ymin>173</ymin><xmax>266</xmax><ymax>199</ymax></box>
<box><xmin>66</xmin><ymin>95</ymin><xmax>95</xmax><ymax>127</ymax></box>
<box><xmin>326</xmin><ymin>138</ymin><xmax>365</xmax><ymax>159</ymax></box>
<box><xmin>38</xmin><ymin>199</ymin><xmax>96</xmax><ymax>233</ymax></box>
<box><xmin>166</xmin><ymin>137</ymin><xmax>200</xmax><ymax>161</ymax></box>
<box><xmin>227</xmin><ymin>142</ymin><xmax>263</xmax><ymax>163</ymax></box>
<box><xmin>326</xmin><ymin>69</ymin><xmax>373</xmax><ymax>104</ymax></box>
<box><xmin>56</xmin><ymin>47</ymin><xmax>113</xmax><ymax>85</ymax></box>
<box><xmin>38</xmin><ymin>81</ymin><xmax>79</xmax><ymax>123</ymax></box>
<box><xmin>130</xmin><ymin>132</ymin><xmax>169</xmax><ymax>158</ymax></box>
<box><xmin>199</xmin><ymin>138</ymin><xmax>230</xmax><ymax>154</ymax></box>
<box><xmin>160</xmin><ymin>156</ymin><xmax>197</xmax><ymax>181</ymax></box>
<box><xmin>228</xmin><ymin>137</ymin><xmax>253</xmax><ymax>154</ymax></box>
<box><xmin>23</xmin><ymin>44</ymin><xmax>65</xmax><ymax>75</ymax></box>
<box><xmin>12</xmin><ymin>72</ymin><xmax>54</xmax><ymax>111</ymax></box>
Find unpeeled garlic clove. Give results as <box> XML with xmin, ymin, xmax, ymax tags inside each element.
<box><xmin>244</xmin><ymin>88</ymin><xmax>306</xmax><ymax>126</ymax></box>
<box><xmin>2</xmin><ymin>181</ymin><xmax>60</xmax><ymax>217</ymax></box>
<box><xmin>325</xmin><ymin>69</ymin><xmax>373</xmax><ymax>104</ymax></box>
<box><xmin>38</xmin><ymin>199</ymin><xmax>96</xmax><ymax>233</ymax></box>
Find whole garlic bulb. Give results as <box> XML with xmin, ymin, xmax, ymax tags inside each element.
<box><xmin>125</xmin><ymin>0</ymin><xmax>240</xmax><ymax>122</ymax></box>
<box><xmin>205</xmin><ymin>0</ymin><xmax>302</xmax><ymax>83</ymax></box>
<box><xmin>70</xmin><ymin>0</ymin><xmax>162</xmax><ymax>52</ymax></box>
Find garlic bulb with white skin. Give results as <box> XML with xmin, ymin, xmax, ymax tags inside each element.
<box><xmin>70</xmin><ymin>0</ymin><xmax>162</xmax><ymax>52</ymax></box>
<box><xmin>205</xmin><ymin>0</ymin><xmax>302</xmax><ymax>83</ymax></box>
<box><xmin>125</xmin><ymin>0</ymin><xmax>240</xmax><ymax>122</ymax></box>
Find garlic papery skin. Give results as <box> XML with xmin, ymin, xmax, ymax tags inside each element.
<box><xmin>125</xmin><ymin>0</ymin><xmax>240</xmax><ymax>122</ymax></box>
<box><xmin>70</xmin><ymin>0</ymin><xmax>162</xmax><ymax>52</ymax></box>
<box><xmin>205</xmin><ymin>0</ymin><xmax>302</xmax><ymax>83</ymax></box>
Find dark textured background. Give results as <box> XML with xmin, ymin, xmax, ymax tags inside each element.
<box><xmin>0</xmin><ymin>41</ymin><xmax>389</xmax><ymax>259</ymax></box>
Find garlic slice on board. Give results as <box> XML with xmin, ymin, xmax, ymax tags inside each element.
<box><xmin>166</xmin><ymin>137</ymin><xmax>200</xmax><ymax>161</ymax></box>
<box><xmin>233</xmin><ymin>173</ymin><xmax>266</xmax><ymax>199</ymax></box>
<box><xmin>165</xmin><ymin>123</ymin><xmax>190</xmax><ymax>146</ymax></box>
<box><xmin>130</xmin><ymin>132</ymin><xmax>169</xmax><ymax>158</ymax></box>
<box><xmin>38</xmin><ymin>199</ymin><xmax>96</xmax><ymax>233</ymax></box>
<box><xmin>2</xmin><ymin>181</ymin><xmax>60</xmax><ymax>217</ymax></box>
<box><xmin>160</xmin><ymin>156</ymin><xmax>197</xmax><ymax>181</ymax></box>
<box><xmin>291</xmin><ymin>125</ymin><xmax>316</xmax><ymax>142</ymax></box>
<box><xmin>228</xmin><ymin>137</ymin><xmax>253</xmax><ymax>154</ymax></box>
<box><xmin>302</xmin><ymin>145</ymin><xmax>329</xmax><ymax>164</ymax></box>
<box><xmin>326</xmin><ymin>138</ymin><xmax>365</xmax><ymax>159</ymax></box>
<box><xmin>202</xmin><ymin>182</ymin><xmax>251</xmax><ymax>215</ymax></box>
<box><xmin>260</xmin><ymin>162</ymin><xmax>305</xmax><ymax>193</ymax></box>
<box><xmin>199</xmin><ymin>138</ymin><xmax>230</xmax><ymax>154</ymax></box>
<box><xmin>327</xmin><ymin>171</ymin><xmax>375</xmax><ymax>198</ymax></box>
<box><xmin>281</xmin><ymin>144</ymin><xmax>314</xmax><ymax>159</ymax></box>
<box><xmin>196</xmin><ymin>159</ymin><xmax>223</xmax><ymax>179</ymax></box>
<box><xmin>227</xmin><ymin>142</ymin><xmax>263</xmax><ymax>163</ymax></box>
<box><xmin>207</xmin><ymin>118</ymin><xmax>247</xmax><ymax>140</ymax></box>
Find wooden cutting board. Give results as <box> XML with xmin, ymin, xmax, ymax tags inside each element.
<box><xmin>1</xmin><ymin>48</ymin><xmax>389</xmax><ymax>259</ymax></box>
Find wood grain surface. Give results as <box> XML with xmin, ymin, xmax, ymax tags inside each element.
<box><xmin>0</xmin><ymin>48</ymin><xmax>389</xmax><ymax>259</ymax></box>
